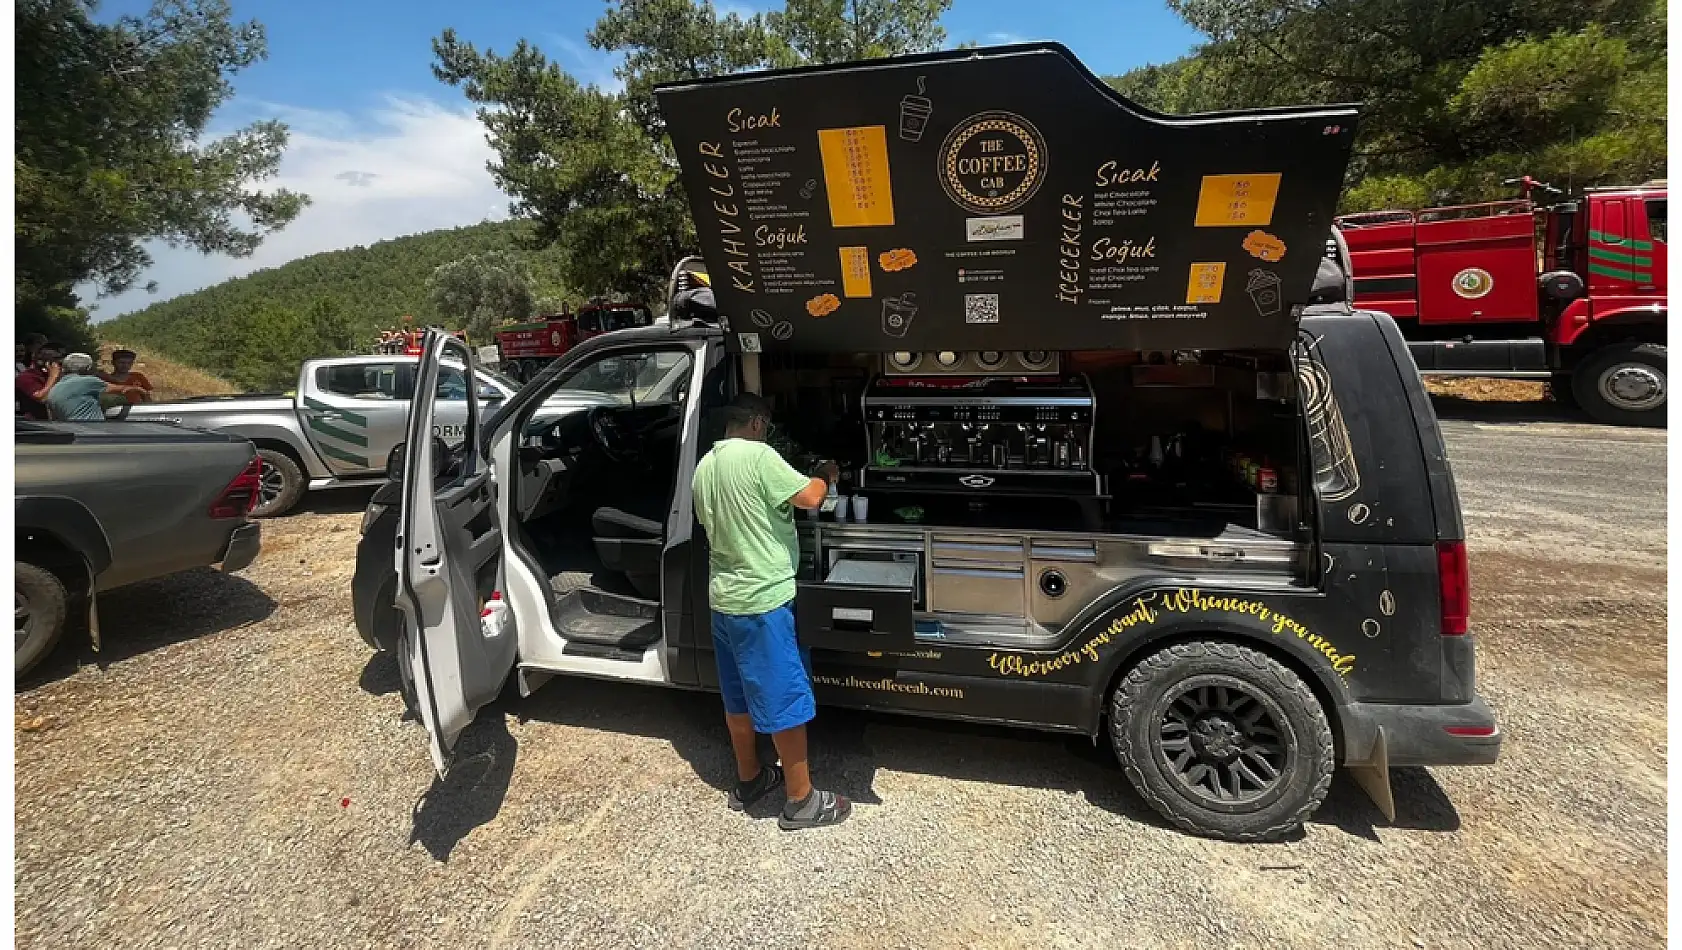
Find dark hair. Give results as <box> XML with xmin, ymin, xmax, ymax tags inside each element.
<box><xmin>35</xmin><ymin>347</ymin><xmax>62</xmax><ymax>363</ymax></box>
<box><xmin>113</xmin><ymin>349</ymin><xmax>137</xmax><ymax>360</ymax></box>
<box><xmin>720</xmin><ymin>393</ymin><xmax>774</xmax><ymax>431</ymax></box>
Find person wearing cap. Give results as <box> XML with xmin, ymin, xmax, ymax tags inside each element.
<box><xmin>46</xmin><ymin>353</ymin><xmax>148</xmax><ymax>421</ymax></box>
<box><xmin>100</xmin><ymin>349</ymin><xmax>153</xmax><ymax>402</ymax></box>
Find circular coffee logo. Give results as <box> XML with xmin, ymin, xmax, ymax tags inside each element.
<box><xmin>1452</xmin><ymin>267</ymin><xmax>1494</xmax><ymax>299</ymax></box>
<box><xmin>938</xmin><ymin>111</ymin><xmax>1047</xmax><ymax>215</ymax></box>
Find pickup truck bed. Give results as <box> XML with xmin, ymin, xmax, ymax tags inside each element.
<box><xmin>15</xmin><ymin>420</ymin><xmax>263</xmax><ymax>676</ymax></box>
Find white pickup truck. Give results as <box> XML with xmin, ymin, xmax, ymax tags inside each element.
<box><xmin>128</xmin><ymin>352</ymin><xmax>690</xmax><ymax>516</ymax></box>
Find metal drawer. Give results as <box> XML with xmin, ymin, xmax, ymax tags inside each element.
<box><xmin>795</xmin><ymin>581</ymin><xmax>916</xmax><ymax>654</ymax></box>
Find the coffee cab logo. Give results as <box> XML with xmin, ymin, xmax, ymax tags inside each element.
<box><xmin>939</xmin><ymin>111</ymin><xmax>1047</xmax><ymax>215</ymax></box>
<box><xmin>1452</xmin><ymin>267</ymin><xmax>1494</xmax><ymax>299</ymax></box>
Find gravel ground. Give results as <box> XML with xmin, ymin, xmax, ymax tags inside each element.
<box><xmin>15</xmin><ymin>403</ymin><xmax>1667</xmax><ymax>949</ymax></box>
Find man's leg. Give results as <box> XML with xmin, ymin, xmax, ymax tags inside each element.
<box><xmin>736</xmin><ymin>603</ymin><xmax>850</xmax><ymax>829</ymax></box>
<box><xmin>712</xmin><ymin>611</ymin><xmax>783</xmax><ymax>810</ymax></box>
<box><xmin>770</xmin><ymin>724</ymin><xmax>811</xmax><ymax>801</ymax></box>
<box><xmin>725</xmin><ymin>712</ymin><xmax>760</xmax><ymax>783</ymax></box>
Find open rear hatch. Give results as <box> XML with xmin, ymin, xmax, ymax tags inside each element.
<box><xmin>655</xmin><ymin>42</ymin><xmax>1359</xmax><ymax>355</ymax></box>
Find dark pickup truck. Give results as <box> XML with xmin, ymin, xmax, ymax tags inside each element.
<box><xmin>15</xmin><ymin>421</ymin><xmax>263</xmax><ymax>676</ymax></box>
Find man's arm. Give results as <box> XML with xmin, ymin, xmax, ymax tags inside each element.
<box><xmin>763</xmin><ymin>444</ymin><xmax>835</xmax><ymax>511</ymax></box>
<box><xmin>27</xmin><ymin>365</ymin><xmax>60</xmax><ymax>400</ymax></box>
<box><xmin>788</xmin><ymin>463</ymin><xmax>838</xmax><ymax>510</ymax></box>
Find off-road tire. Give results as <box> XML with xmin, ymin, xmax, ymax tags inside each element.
<box><xmin>252</xmin><ymin>448</ymin><xmax>306</xmax><ymax>518</ymax></box>
<box><xmin>1573</xmin><ymin>342</ymin><xmax>1667</xmax><ymax>428</ymax></box>
<box><xmin>16</xmin><ymin>562</ymin><xmax>69</xmax><ymax>679</ymax></box>
<box><xmin>1110</xmin><ymin>640</ymin><xmax>1335</xmax><ymax>842</ymax></box>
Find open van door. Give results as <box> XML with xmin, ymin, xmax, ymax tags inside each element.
<box><xmin>394</xmin><ymin>329</ymin><xmax>516</xmax><ymax>776</ymax></box>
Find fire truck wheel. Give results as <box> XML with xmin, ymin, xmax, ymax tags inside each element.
<box><xmin>1110</xmin><ymin>640</ymin><xmax>1334</xmax><ymax>842</ymax></box>
<box><xmin>252</xmin><ymin>448</ymin><xmax>305</xmax><ymax>518</ymax></box>
<box><xmin>1574</xmin><ymin>342</ymin><xmax>1667</xmax><ymax>428</ymax></box>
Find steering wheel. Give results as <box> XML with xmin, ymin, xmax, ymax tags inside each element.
<box><xmin>587</xmin><ymin>406</ymin><xmax>633</xmax><ymax>463</ymax></box>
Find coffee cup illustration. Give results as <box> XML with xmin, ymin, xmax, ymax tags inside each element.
<box><xmin>899</xmin><ymin>76</ymin><xmax>932</xmax><ymax>142</ymax></box>
<box><xmin>881</xmin><ymin>293</ymin><xmax>918</xmax><ymax>338</ymax></box>
<box><xmin>1247</xmin><ymin>269</ymin><xmax>1282</xmax><ymax>316</ymax></box>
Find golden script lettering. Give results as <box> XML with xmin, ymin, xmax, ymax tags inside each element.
<box><xmin>698</xmin><ymin>140</ymin><xmax>756</xmax><ymax>292</ymax></box>
<box><xmin>1095</xmin><ymin>160</ymin><xmax>1162</xmax><ymax>188</ymax></box>
<box><xmin>1057</xmin><ymin>194</ymin><xmax>1084</xmax><ymax>304</ymax></box>
<box><xmin>987</xmin><ymin>588</ymin><xmax>1355</xmax><ymax>679</ymax></box>
<box><xmin>726</xmin><ymin>107</ymin><xmax>782</xmax><ymax>132</ymax></box>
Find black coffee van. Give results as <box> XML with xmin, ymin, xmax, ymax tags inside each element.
<box><xmin>356</xmin><ymin>43</ymin><xmax>1499</xmax><ymax>841</ymax></box>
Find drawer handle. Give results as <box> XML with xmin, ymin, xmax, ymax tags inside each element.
<box><xmin>832</xmin><ymin>607</ymin><xmax>874</xmax><ymax>631</ymax></box>
<box><xmin>933</xmin><ymin>565</ymin><xmax>1025</xmax><ymax>579</ymax></box>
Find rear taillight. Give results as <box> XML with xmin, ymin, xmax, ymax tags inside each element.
<box><xmin>1443</xmin><ymin>724</ymin><xmax>1496</xmax><ymax>737</ymax></box>
<box><xmin>210</xmin><ymin>456</ymin><xmax>264</xmax><ymax>518</ymax></box>
<box><xmin>1437</xmin><ymin>540</ymin><xmax>1470</xmax><ymax>636</ymax></box>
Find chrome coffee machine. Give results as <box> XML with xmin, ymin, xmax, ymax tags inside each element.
<box><xmin>859</xmin><ymin>360</ymin><xmax>1100</xmax><ymax>497</ymax></box>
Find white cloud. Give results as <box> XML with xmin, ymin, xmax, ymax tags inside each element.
<box><xmin>986</xmin><ymin>31</ymin><xmax>1030</xmax><ymax>45</ymax></box>
<box><xmin>88</xmin><ymin>96</ymin><xmax>509</xmax><ymax>320</ymax></box>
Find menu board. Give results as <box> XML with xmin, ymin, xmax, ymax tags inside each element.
<box><xmin>655</xmin><ymin>42</ymin><xmax>1359</xmax><ymax>354</ymax></box>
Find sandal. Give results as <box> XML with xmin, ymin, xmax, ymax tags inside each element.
<box><xmin>728</xmin><ymin>764</ymin><xmax>785</xmax><ymax>811</ymax></box>
<box><xmin>778</xmin><ymin>789</ymin><xmax>852</xmax><ymax>831</ymax></box>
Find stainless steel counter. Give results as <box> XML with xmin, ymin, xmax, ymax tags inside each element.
<box><xmin>797</xmin><ymin>517</ymin><xmax>1306</xmax><ymax>648</ymax></box>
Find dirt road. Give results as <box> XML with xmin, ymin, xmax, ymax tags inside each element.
<box><xmin>15</xmin><ymin>407</ymin><xmax>1666</xmax><ymax>949</ymax></box>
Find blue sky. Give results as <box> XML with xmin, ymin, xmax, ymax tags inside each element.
<box><xmin>91</xmin><ymin>0</ymin><xmax>1204</xmax><ymax>318</ymax></box>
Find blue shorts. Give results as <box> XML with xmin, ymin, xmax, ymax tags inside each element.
<box><xmin>712</xmin><ymin>602</ymin><xmax>815</xmax><ymax>734</ymax></box>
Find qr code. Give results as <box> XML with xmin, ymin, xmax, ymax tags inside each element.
<box><xmin>964</xmin><ymin>293</ymin><xmax>1000</xmax><ymax>324</ymax></box>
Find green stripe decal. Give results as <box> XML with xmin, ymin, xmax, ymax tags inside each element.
<box><xmin>302</xmin><ymin>395</ymin><xmax>368</xmax><ymax>427</ymax></box>
<box><xmin>1589</xmin><ymin>231</ymin><xmax>1655</xmax><ymax>250</ymax></box>
<box><xmin>308</xmin><ymin>417</ymin><xmax>369</xmax><ymax>447</ymax></box>
<box><xmin>315</xmin><ymin>442</ymin><xmax>369</xmax><ymax>467</ymax></box>
<box><xmin>1589</xmin><ymin>246</ymin><xmax>1653</xmax><ymax>266</ymax></box>
<box><xmin>1587</xmin><ymin>262</ymin><xmax>1653</xmax><ymax>281</ymax></box>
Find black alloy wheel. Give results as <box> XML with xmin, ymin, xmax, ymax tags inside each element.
<box><xmin>258</xmin><ymin>462</ymin><xmax>287</xmax><ymax>509</ymax></box>
<box><xmin>1111</xmin><ymin>640</ymin><xmax>1335</xmax><ymax>842</ymax></box>
<box><xmin>1158</xmin><ymin>677</ymin><xmax>1290</xmax><ymax>808</ymax></box>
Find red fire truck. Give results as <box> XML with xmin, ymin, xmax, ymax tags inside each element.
<box><xmin>492</xmin><ymin>301</ymin><xmax>656</xmax><ymax>381</ymax></box>
<box><xmin>1337</xmin><ymin>178</ymin><xmax>1667</xmax><ymax>426</ymax></box>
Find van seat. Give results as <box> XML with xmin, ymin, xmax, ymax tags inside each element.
<box><xmin>592</xmin><ymin>507</ymin><xmax>663</xmax><ymax>598</ymax></box>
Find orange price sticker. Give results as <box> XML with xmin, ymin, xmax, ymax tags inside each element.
<box><xmin>1186</xmin><ymin>262</ymin><xmax>1227</xmax><ymax>304</ymax></box>
<box><xmin>839</xmin><ymin>246</ymin><xmax>873</xmax><ymax>297</ymax></box>
<box><xmin>819</xmin><ymin>126</ymin><xmax>896</xmax><ymax>228</ymax></box>
<box><xmin>1194</xmin><ymin>173</ymin><xmax>1282</xmax><ymax>227</ymax></box>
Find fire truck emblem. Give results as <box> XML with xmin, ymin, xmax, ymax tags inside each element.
<box><xmin>1452</xmin><ymin>267</ymin><xmax>1494</xmax><ymax>299</ymax></box>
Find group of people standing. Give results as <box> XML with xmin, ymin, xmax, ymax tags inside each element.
<box><xmin>15</xmin><ymin>334</ymin><xmax>154</xmax><ymax>422</ymax></box>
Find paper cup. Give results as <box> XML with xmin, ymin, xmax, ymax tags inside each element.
<box><xmin>852</xmin><ymin>496</ymin><xmax>870</xmax><ymax>521</ymax></box>
<box><xmin>833</xmin><ymin>495</ymin><xmax>850</xmax><ymax>521</ymax></box>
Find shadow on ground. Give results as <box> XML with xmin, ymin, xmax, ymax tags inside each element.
<box><xmin>22</xmin><ymin>567</ymin><xmax>277</xmax><ymax>687</ymax></box>
<box><xmin>288</xmin><ymin>485</ymin><xmax>380</xmax><ymax>516</ymax></box>
<box><xmin>1427</xmin><ymin>394</ymin><xmax>1586</xmax><ymax>425</ymax></box>
<box><xmin>475</xmin><ymin>674</ymin><xmax>1465</xmax><ymax>842</ymax></box>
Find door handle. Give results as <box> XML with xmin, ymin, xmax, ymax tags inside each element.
<box><xmin>312</xmin><ymin>410</ymin><xmax>344</xmax><ymax>421</ymax></box>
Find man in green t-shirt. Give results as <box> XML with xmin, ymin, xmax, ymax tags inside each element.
<box><xmin>692</xmin><ymin>393</ymin><xmax>851</xmax><ymax>830</ymax></box>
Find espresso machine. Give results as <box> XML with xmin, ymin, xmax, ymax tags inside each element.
<box><xmin>859</xmin><ymin>362</ymin><xmax>1100</xmax><ymax>498</ymax></box>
